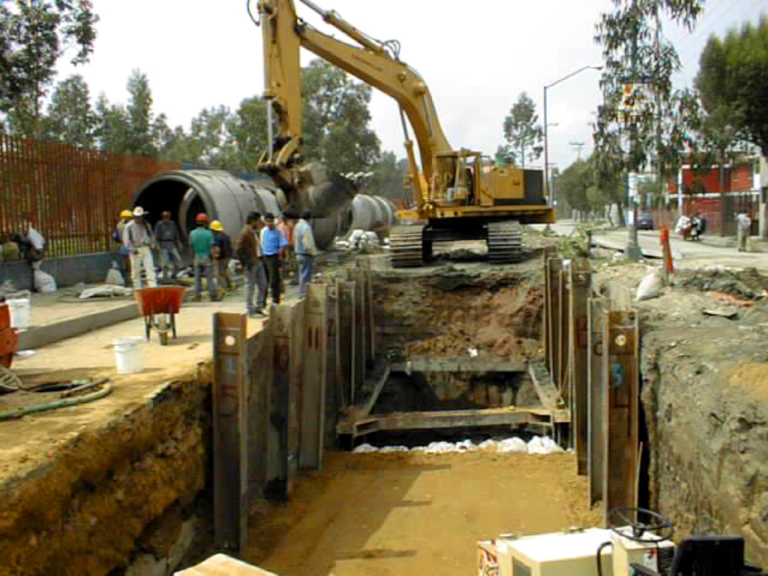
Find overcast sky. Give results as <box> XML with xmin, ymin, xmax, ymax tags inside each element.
<box><xmin>57</xmin><ymin>0</ymin><xmax>766</xmax><ymax>173</ymax></box>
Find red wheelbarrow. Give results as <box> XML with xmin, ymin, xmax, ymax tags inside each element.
<box><xmin>134</xmin><ymin>287</ymin><xmax>186</xmax><ymax>345</ymax></box>
<box><xmin>0</xmin><ymin>303</ymin><xmax>18</xmax><ymax>368</ymax></box>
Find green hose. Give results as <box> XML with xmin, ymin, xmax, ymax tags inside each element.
<box><xmin>0</xmin><ymin>381</ymin><xmax>114</xmax><ymax>421</ymax></box>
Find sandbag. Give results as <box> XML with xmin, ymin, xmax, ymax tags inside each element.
<box><xmin>34</xmin><ymin>269</ymin><xmax>57</xmax><ymax>293</ymax></box>
<box><xmin>636</xmin><ymin>270</ymin><xmax>663</xmax><ymax>301</ymax></box>
<box><xmin>105</xmin><ymin>266</ymin><xmax>125</xmax><ymax>287</ymax></box>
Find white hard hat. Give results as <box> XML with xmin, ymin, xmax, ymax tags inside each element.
<box><xmin>132</xmin><ymin>206</ymin><xmax>147</xmax><ymax>217</ymax></box>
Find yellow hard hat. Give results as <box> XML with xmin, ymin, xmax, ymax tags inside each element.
<box><xmin>120</xmin><ymin>210</ymin><xmax>132</xmax><ymax>219</ymax></box>
<box><xmin>210</xmin><ymin>220</ymin><xmax>224</xmax><ymax>232</ymax></box>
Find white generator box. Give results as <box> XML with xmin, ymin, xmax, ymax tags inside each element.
<box><xmin>496</xmin><ymin>528</ymin><xmax>615</xmax><ymax>576</ymax></box>
<box><xmin>611</xmin><ymin>528</ymin><xmax>676</xmax><ymax>576</ymax></box>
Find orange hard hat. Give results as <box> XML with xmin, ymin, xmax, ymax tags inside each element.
<box><xmin>195</xmin><ymin>213</ymin><xmax>208</xmax><ymax>223</ymax></box>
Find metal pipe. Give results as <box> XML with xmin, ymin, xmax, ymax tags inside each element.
<box><xmin>297</xmin><ymin>0</ymin><xmax>385</xmax><ymax>55</ymax></box>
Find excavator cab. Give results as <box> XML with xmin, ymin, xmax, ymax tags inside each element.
<box><xmin>433</xmin><ymin>151</ymin><xmax>481</xmax><ymax>208</ymax></box>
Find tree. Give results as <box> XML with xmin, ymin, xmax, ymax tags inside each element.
<box><xmin>301</xmin><ymin>60</ymin><xmax>381</xmax><ymax>175</ymax></box>
<box><xmin>42</xmin><ymin>74</ymin><xmax>95</xmax><ymax>147</ymax></box>
<box><xmin>228</xmin><ymin>96</ymin><xmax>268</xmax><ymax>172</ymax></box>
<box><xmin>502</xmin><ymin>92</ymin><xmax>543</xmax><ymax>168</ymax></box>
<box><xmin>696</xmin><ymin>18</ymin><xmax>768</xmax><ymax>155</ymax></box>
<box><xmin>557</xmin><ymin>159</ymin><xmax>593</xmax><ymax>217</ymax></box>
<box><xmin>593</xmin><ymin>0</ymin><xmax>704</xmax><ymax>213</ymax></box>
<box><xmin>125</xmin><ymin>70</ymin><xmax>157</xmax><ymax>157</ymax></box>
<box><xmin>495</xmin><ymin>145</ymin><xmax>514</xmax><ymax>167</ymax></box>
<box><xmin>0</xmin><ymin>0</ymin><xmax>98</xmax><ymax>137</ymax></box>
<box><xmin>94</xmin><ymin>93</ymin><xmax>130</xmax><ymax>154</ymax></box>
<box><xmin>370</xmin><ymin>151</ymin><xmax>408</xmax><ymax>203</ymax></box>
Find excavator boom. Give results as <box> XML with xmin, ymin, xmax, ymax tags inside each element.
<box><xmin>254</xmin><ymin>0</ymin><xmax>554</xmax><ymax>268</ymax></box>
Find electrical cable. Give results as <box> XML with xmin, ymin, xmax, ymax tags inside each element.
<box><xmin>247</xmin><ymin>0</ymin><xmax>260</xmax><ymax>27</ymax></box>
<box><xmin>596</xmin><ymin>541</ymin><xmax>613</xmax><ymax>576</ymax></box>
<box><xmin>0</xmin><ymin>379</ymin><xmax>114</xmax><ymax>421</ymax></box>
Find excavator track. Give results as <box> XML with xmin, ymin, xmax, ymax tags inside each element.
<box><xmin>487</xmin><ymin>221</ymin><xmax>522</xmax><ymax>264</ymax></box>
<box><xmin>389</xmin><ymin>225</ymin><xmax>427</xmax><ymax>268</ymax></box>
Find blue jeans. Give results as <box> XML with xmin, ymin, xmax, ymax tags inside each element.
<box><xmin>193</xmin><ymin>255</ymin><xmax>216</xmax><ymax>299</ymax></box>
<box><xmin>158</xmin><ymin>245</ymin><xmax>181</xmax><ymax>280</ymax></box>
<box><xmin>297</xmin><ymin>254</ymin><xmax>314</xmax><ymax>298</ymax></box>
<box><xmin>246</xmin><ymin>260</ymin><xmax>268</xmax><ymax>312</ymax></box>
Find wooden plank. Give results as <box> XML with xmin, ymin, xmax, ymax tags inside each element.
<box><xmin>361</xmin><ymin>364</ymin><xmax>391</xmax><ymax>417</ymax></box>
<box><xmin>558</xmin><ymin>265</ymin><xmax>571</xmax><ymax>402</ymax></box>
<box><xmin>338</xmin><ymin>407</ymin><xmax>555</xmax><ymax>435</ymax></box>
<box><xmin>325</xmin><ymin>283</ymin><xmax>341</xmax><ymax>448</ymax></box>
<box><xmin>547</xmin><ymin>258</ymin><xmax>563</xmax><ymax>388</ymax></box>
<box><xmin>602</xmin><ymin>310</ymin><xmax>640</xmax><ymax>525</ymax></box>
<box><xmin>366</xmin><ymin>268</ymin><xmax>376</xmax><ymax>363</ymax></box>
<box><xmin>542</xmin><ymin>247</ymin><xmax>557</xmax><ymax>370</ymax></box>
<box><xmin>286</xmin><ymin>301</ymin><xmax>305</xmax><ymax>492</ymax></box>
<box><xmin>528</xmin><ymin>361</ymin><xmax>569</xmax><ymax>423</ymax></box>
<box><xmin>339</xmin><ymin>281</ymin><xmax>356</xmax><ymax>406</ymax></box>
<box><xmin>391</xmin><ymin>358</ymin><xmax>526</xmax><ymax>373</ymax></box>
<box><xmin>588</xmin><ymin>297</ymin><xmax>607</xmax><ymax>506</ymax></box>
<box><xmin>354</xmin><ymin>276</ymin><xmax>366</xmax><ymax>394</ymax></box>
<box><xmin>569</xmin><ymin>259</ymin><xmax>592</xmax><ymax>476</ymax></box>
<box><xmin>270</xmin><ymin>306</ymin><xmax>292</xmax><ymax>493</ymax></box>
<box><xmin>247</xmin><ymin>320</ymin><xmax>273</xmax><ymax>500</ymax></box>
<box><xmin>212</xmin><ymin>312</ymin><xmax>249</xmax><ymax>552</ymax></box>
<box><xmin>301</xmin><ymin>284</ymin><xmax>327</xmax><ymax>470</ymax></box>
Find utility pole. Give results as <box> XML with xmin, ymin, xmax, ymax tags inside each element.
<box><xmin>543</xmin><ymin>65</ymin><xmax>602</xmax><ymax>208</ymax></box>
<box><xmin>570</xmin><ymin>141</ymin><xmax>586</xmax><ymax>161</ymax></box>
<box><xmin>624</xmin><ymin>0</ymin><xmax>643</xmax><ymax>262</ymax></box>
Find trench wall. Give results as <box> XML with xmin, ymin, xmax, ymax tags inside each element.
<box><xmin>371</xmin><ymin>267</ymin><xmax>544</xmax><ymax>410</ymax></box>
<box><xmin>641</xmin><ymin>324</ymin><xmax>768</xmax><ymax>567</ymax></box>
<box><xmin>0</xmin><ymin>369</ymin><xmax>212</xmax><ymax>576</ymax></box>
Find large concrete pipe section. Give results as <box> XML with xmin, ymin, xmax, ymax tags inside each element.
<box><xmin>133</xmin><ymin>170</ymin><xmax>281</xmax><ymax>241</ymax></box>
<box><xmin>133</xmin><ymin>170</ymin><xmax>354</xmax><ymax>249</ymax></box>
<box><xmin>341</xmin><ymin>194</ymin><xmax>398</xmax><ymax>237</ymax></box>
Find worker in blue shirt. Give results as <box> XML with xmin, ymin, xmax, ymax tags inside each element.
<box><xmin>260</xmin><ymin>213</ymin><xmax>288</xmax><ymax>305</ymax></box>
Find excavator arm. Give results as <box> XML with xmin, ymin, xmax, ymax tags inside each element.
<box><xmin>256</xmin><ymin>0</ymin><xmax>453</xmax><ymax>208</ymax></box>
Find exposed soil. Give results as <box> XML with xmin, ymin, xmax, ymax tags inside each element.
<box><xmin>374</xmin><ymin>264</ymin><xmax>544</xmax><ymax>366</ymax></box>
<box><xmin>244</xmin><ymin>451</ymin><xmax>600</xmax><ymax>576</ymax></box>
<box><xmin>588</xmin><ymin>257</ymin><xmax>768</xmax><ymax>566</ymax></box>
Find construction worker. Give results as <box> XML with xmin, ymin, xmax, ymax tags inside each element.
<box><xmin>260</xmin><ymin>213</ymin><xmax>288</xmax><ymax>305</ymax></box>
<box><xmin>737</xmin><ymin>212</ymin><xmax>752</xmax><ymax>252</ymax></box>
<box><xmin>114</xmin><ymin>210</ymin><xmax>133</xmax><ymax>280</ymax></box>
<box><xmin>122</xmin><ymin>207</ymin><xmax>157</xmax><ymax>288</ymax></box>
<box><xmin>236</xmin><ymin>212</ymin><xmax>268</xmax><ymax>318</ymax></box>
<box><xmin>294</xmin><ymin>211</ymin><xmax>319</xmax><ymax>298</ymax></box>
<box><xmin>210</xmin><ymin>220</ymin><xmax>234</xmax><ymax>292</ymax></box>
<box><xmin>154</xmin><ymin>211</ymin><xmax>183</xmax><ymax>282</ymax></box>
<box><xmin>189</xmin><ymin>213</ymin><xmax>218</xmax><ymax>302</ymax></box>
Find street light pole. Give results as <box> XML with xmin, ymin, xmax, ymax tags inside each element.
<box><xmin>543</xmin><ymin>65</ymin><xmax>602</xmax><ymax>210</ymax></box>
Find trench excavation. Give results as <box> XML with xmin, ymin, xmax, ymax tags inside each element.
<box><xmin>8</xmin><ymin>236</ymin><xmax>768</xmax><ymax>575</ymax></box>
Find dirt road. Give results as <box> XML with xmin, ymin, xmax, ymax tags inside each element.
<box><xmin>245</xmin><ymin>451</ymin><xmax>600</xmax><ymax>576</ymax></box>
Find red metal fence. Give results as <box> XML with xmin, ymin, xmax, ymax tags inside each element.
<box><xmin>0</xmin><ymin>135</ymin><xmax>180</xmax><ymax>257</ymax></box>
<box><xmin>654</xmin><ymin>193</ymin><xmax>760</xmax><ymax>236</ymax></box>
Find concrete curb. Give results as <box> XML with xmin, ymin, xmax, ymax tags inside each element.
<box><xmin>18</xmin><ymin>301</ymin><xmax>141</xmax><ymax>351</ymax></box>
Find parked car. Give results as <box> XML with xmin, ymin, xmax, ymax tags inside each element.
<box><xmin>636</xmin><ymin>212</ymin><xmax>654</xmax><ymax>230</ymax></box>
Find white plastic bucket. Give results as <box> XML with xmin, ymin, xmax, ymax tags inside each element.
<box><xmin>114</xmin><ymin>336</ymin><xmax>144</xmax><ymax>374</ymax></box>
<box><xmin>7</xmin><ymin>299</ymin><xmax>30</xmax><ymax>330</ymax></box>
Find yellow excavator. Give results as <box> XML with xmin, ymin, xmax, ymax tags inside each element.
<box><xmin>255</xmin><ymin>0</ymin><xmax>555</xmax><ymax>267</ymax></box>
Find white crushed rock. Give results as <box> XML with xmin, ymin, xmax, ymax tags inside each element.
<box><xmin>353</xmin><ymin>436</ymin><xmax>563</xmax><ymax>455</ymax></box>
